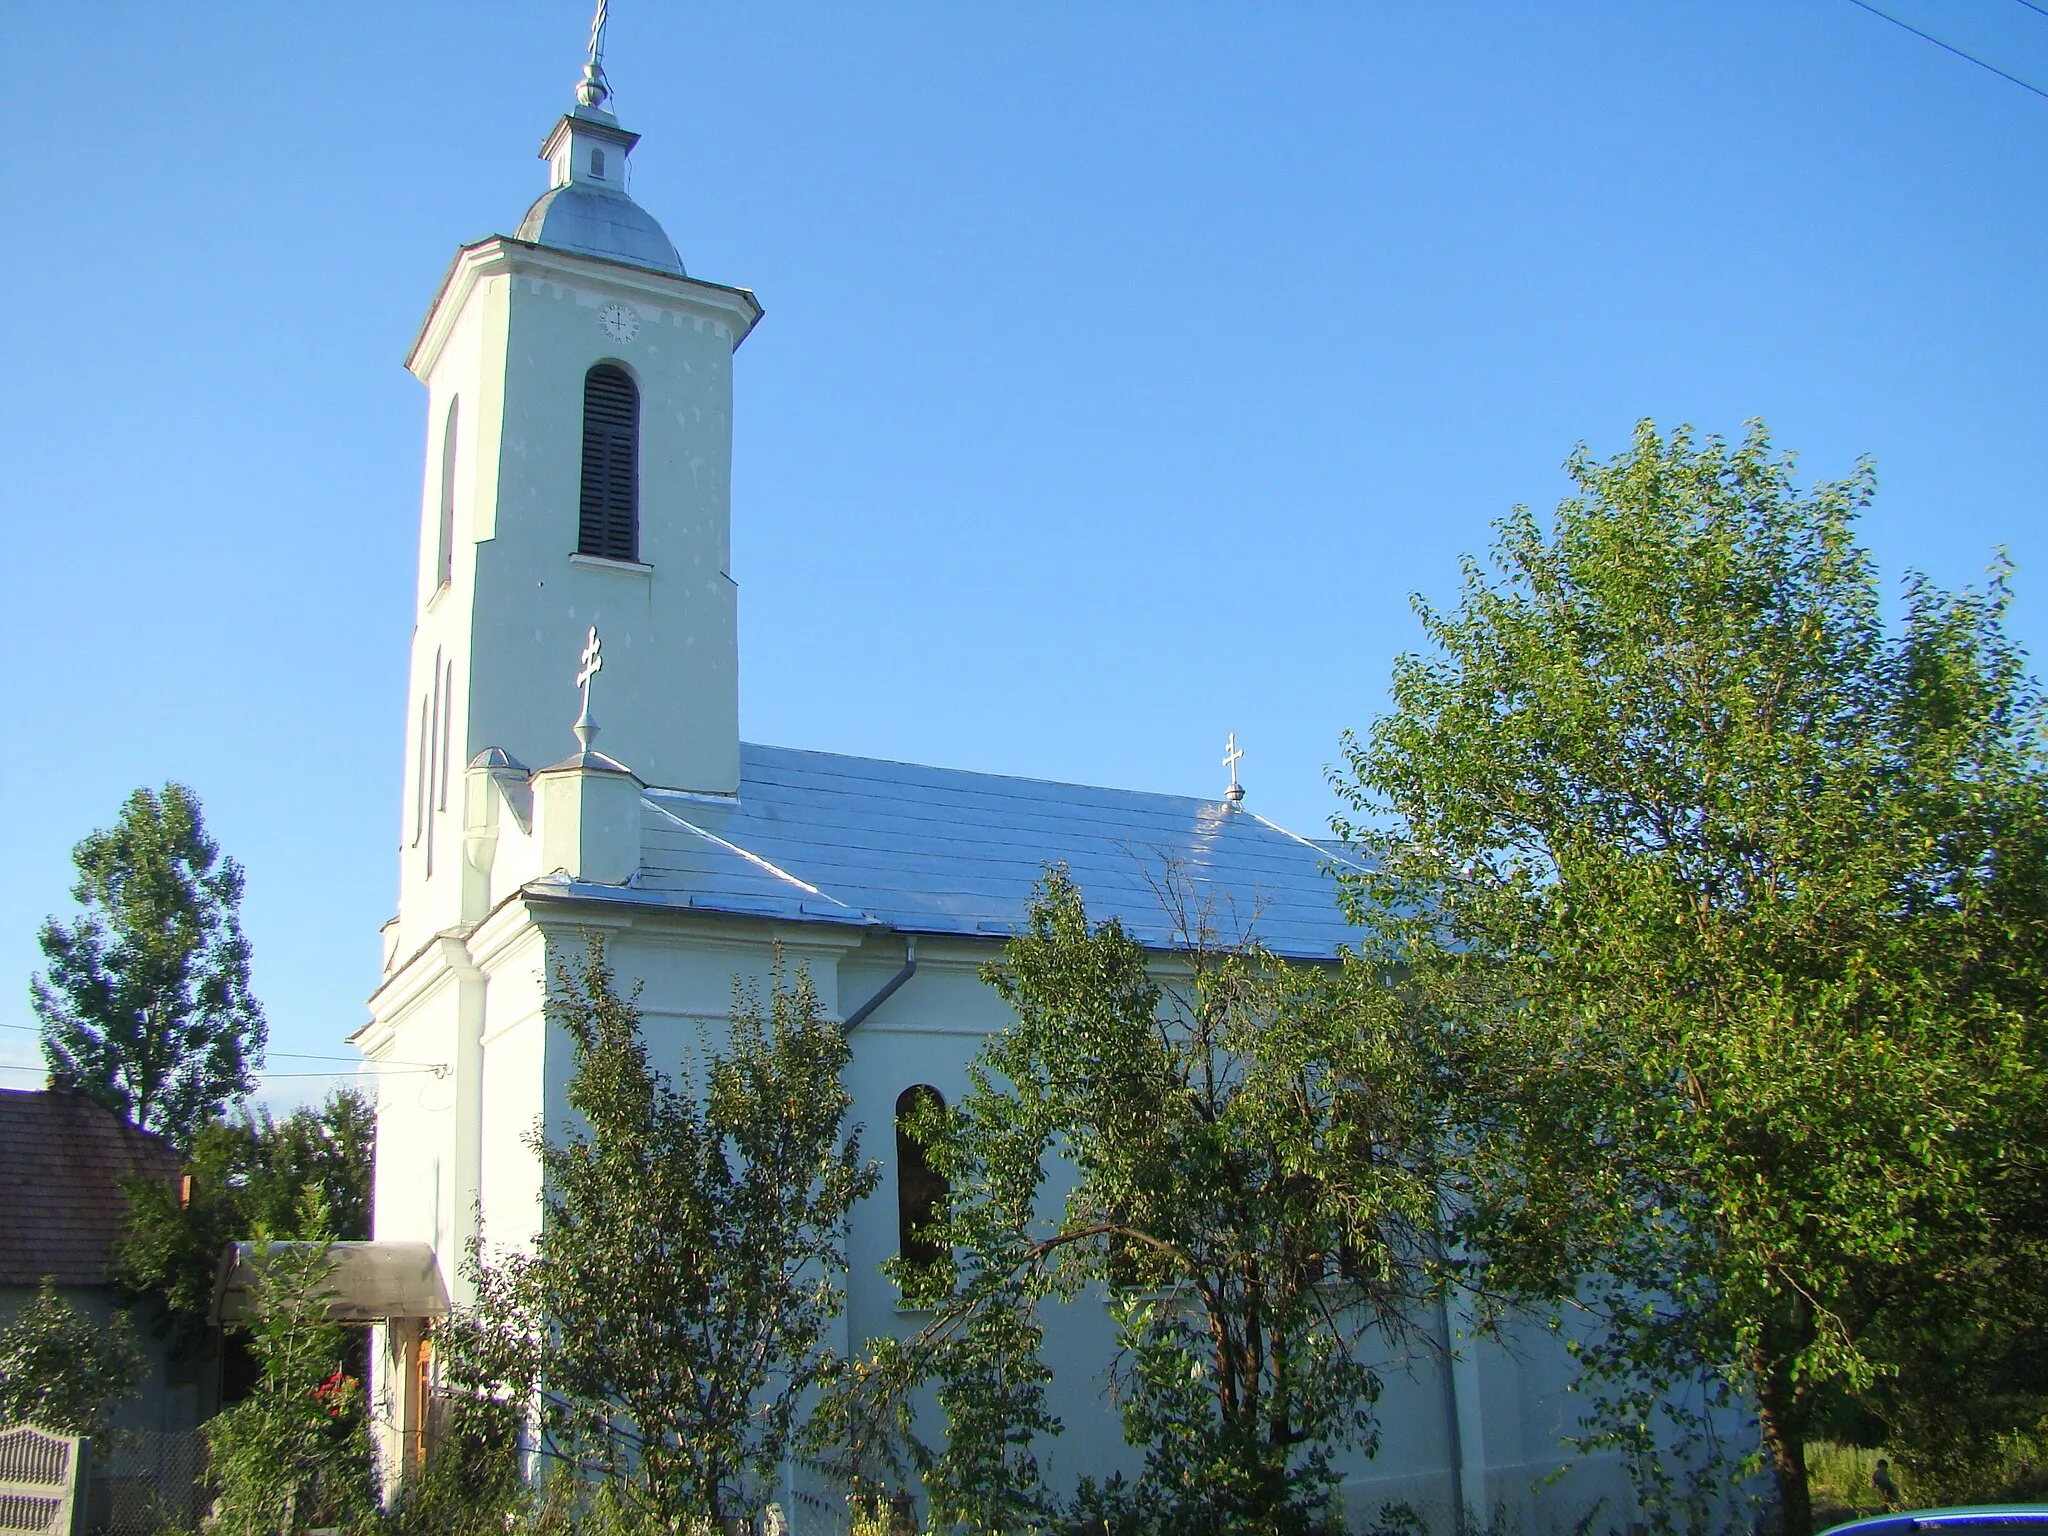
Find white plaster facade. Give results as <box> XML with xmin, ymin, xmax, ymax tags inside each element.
<box><xmin>355</xmin><ymin>53</ymin><xmax>1669</xmax><ymax>1536</ymax></box>
<box><xmin>364</xmin><ymin>896</ymin><xmax>1636</xmax><ymax>1532</ymax></box>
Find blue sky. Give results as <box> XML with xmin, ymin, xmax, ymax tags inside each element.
<box><xmin>2</xmin><ymin>1</ymin><xmax>2044</xmax><ymax>1105</ymax></box>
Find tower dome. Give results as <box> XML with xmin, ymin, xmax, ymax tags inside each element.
<box><xmin>516</xmin><ymin>168</ymin><xmax>684</xmax><ymax>277</ymax></box>
<box><xmin>514</xmin><ymin>11</ymin><xmax>683</xmax><ymax>276</ymax></box>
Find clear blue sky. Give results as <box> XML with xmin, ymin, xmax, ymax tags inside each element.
<box><xmin>2</xmin><ymin>2</ymin><xmax>2044</xmax><ymax>1105</ymax></box>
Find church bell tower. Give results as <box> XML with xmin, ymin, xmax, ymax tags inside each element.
<box><xmin>393</xmin><ymin>12</ymin><xmax>762</xmax><ymax>941</ymax></box>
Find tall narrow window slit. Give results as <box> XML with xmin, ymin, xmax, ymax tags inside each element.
<box><xmin>436</xmin><ymin>398</ymin><xmax>460</xmax><ymax>589</ymax></box>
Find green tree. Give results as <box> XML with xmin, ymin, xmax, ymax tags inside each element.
<box><xmin>1333</xmin><ymin>421</ymin><xmax>2048</xmax><ymax>1536</ymax></box>
<box><xmin>831</xmin><ymin>870</ymin><xmax>1447</xmax><ymax>1535</ymax></box>
<box><xmin>204</xmin><ymin>1222</ymin><xmax>373</xmax><ymax>1534</ymax></box>
<box><xmin>462</xmin><ymin>936</ymin><xmax>877</xmax><ymax>1528</ymax></box>
<box><xmin>114</xmin><ymin>1088</ymin><xmax>375</xmax><ymax>1353</ymax></box>
<box><xmin>32</xmin><ymin>783</ymin><xmax>267</xmax><ymax>1148</ymax></box>
<box><xmin>0</xmin><ymin>1278</ymin><xmax>145</xmax><ymax>1435</ymax></box>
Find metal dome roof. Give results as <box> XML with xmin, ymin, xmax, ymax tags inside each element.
<box><xmin>515</xmin><ymin>182</ymin><xmax>684</xmax><ymax>277</ymax></box>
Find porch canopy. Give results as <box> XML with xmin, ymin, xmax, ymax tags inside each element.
<box><xmin>212</xmin><ymin>1241</ymin><xmax>449</xmax><ymax>1325</ymax></box>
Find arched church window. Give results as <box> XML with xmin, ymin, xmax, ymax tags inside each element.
<box><xmin>895</xmin><ymin>1086</ymin><xmax>949</xmax><ymax>1271</ymax></box>
<box><xmin>436</xmin><ymin>397</ymin><xmax>459</xmax><ymax>589</ymax></box>
<box><xmin>589</xmin><ymin>147</ymin><xmax>606</xmax><ymax>180</ymax></box>
<box><xmin>578</xmin><ymin>364</ymin><xmax>639</xmax><ymax>562</ymax></box>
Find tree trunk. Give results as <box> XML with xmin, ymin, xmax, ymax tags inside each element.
<box><xmin>1754</xmin><ymin>1354</ymin><xmax>1812</xmax><ymax>1536</ymax></box>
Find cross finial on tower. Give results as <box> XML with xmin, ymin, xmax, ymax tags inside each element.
<box><xmin>1223</xmin><ymin>733</ymin><xmax>1246</xmax><ymax>805</ymax></box>
<box><xmin>574</xmin><ymin>627</ymin><xmax>605</xmax><ymax>750</ymax></box>
<box><xmin>576</xmin><ymin>0</ymin><xmax>612</xmax><ymax>110</ymax></box>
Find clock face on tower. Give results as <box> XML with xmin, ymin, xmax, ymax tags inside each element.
<box><xmin>598</xmin><ymin>302</ymin><xmax>640</xmax><ymax>344</ymax></box>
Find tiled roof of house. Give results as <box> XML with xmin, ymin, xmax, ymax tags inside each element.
<box><xmin>534</xmin><ymin>743</ymin><xmax>1368</xmax><ymax>961</ymax></box>
<box><xmin>0</xmin><ymin>1089</ymin><xmax>181</xmax><ymax>1289</ymax></box>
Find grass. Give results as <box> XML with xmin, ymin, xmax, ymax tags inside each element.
<box><xmin>1809</xmin><ymin>1428</ymin><xmax>2048</xmax><ymax>1528</ymax></box>
<box><xmin>1809</xmin><ymin>1441</ymin><xmax>1893</xmax><ymax>1528</ymax></box>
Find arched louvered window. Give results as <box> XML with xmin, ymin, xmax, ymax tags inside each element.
<box><xmin>578</xmin><ymin>363</ymin><xmax>639</xmax><ymax>562</ymax></box>
<box><xmin>435</xmin><ymin>397</ymin><xmax>459</xmax><ymax>589</ymax></box>
<box><xmin>896</xmin><ymin>1086</ymin><xmax>950</xmax><ymax>1270</ymax></box>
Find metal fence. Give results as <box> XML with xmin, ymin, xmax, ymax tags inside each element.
<box><xmin>92</xmin><ymin>1431</ymin><xmax>207</xmax><ymax>1535</ymax></box>
<box><xmin>0</xmin><ymin>1426</ymin><xmax>208</xmax><ymax>1536</ymax></box>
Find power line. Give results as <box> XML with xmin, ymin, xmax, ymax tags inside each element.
<box><xmin>0</xmin><ymin>1023</ymin><xmax>440</xmax><ymax>1073</ymax></box>
<box><xmin>0</xmin><ymin>1066</ymin><xmax>434</xmax><ymax>1081</ymax></box>
<box><xmin>252</xmin><ymin>1068</ymin><xmax>443</xmax><ymax>1080</ymax></box>
<box><xmin>1844</xmin><ymin>0</ymin><xmax>2048</xmax><ymax>101</ymax></box>
<box><xmin>0</xmin><ymin>1059</ymin><xmax>443</xmax><ymax>1082</ymax></box>
<box><xmin>2011</xmin><ymin>0</ymin><xmax>2048</xmax><ymax>23</ymax></box>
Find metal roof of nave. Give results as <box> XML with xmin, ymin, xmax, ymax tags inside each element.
<box><xmin>530</xmin><ymin>743</ymin><xmax>1366</xmax><ymax>960</ymax></box>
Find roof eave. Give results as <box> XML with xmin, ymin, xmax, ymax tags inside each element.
<box><xmin>404</xmin><ymin>237</ymin><xmax>765</xmax><ymax>381</ymax></box>
<box><xmin>538</xmin><ymin>111</ymin><xmax>642</xmax><ymax>161</ymax></box>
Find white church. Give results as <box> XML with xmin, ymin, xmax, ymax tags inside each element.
<box><xmin>352</xmin><ymin>18</ymin><xmax>1641</xmax><ymax>1531</ymax></box>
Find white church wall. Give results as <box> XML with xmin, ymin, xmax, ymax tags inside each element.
<box><xmin>460</xmin><ymin>909</ymin><xmax>874</xmax><ymax>1265</ymax></box>
<box><xmin>394</xmin><ymin>240</ymin><xmax>757</xmax><ymax>960</ymax></box>
<box><xmin>1462</xmin><ymin>1306</ymin><xmax>1757</xmax><ymax>1536</ymax></box>
<box><xmin>394</xmin><ymin>293</ymin><xmax>490</xmax><ymax>955</ymax></box>
<box><xmin>839</xmin><ymin>936</ymin><xmax>1003</xmax><ymax>1357</ymax></box>
<box><xmin>368</xmin><ymin>883</ymin><xmax>1714</xmax><ymax>1530</ymax></box>
<box><xmin>473</xmin><ymin>915</ymin><xmax>555</xmax><ymax>1283</ymax></box>
<box><xmin>829</xmin><ymin>931</ymin><xmax>1495</xmax><ymax>1526</ymax></box>
<box><xmin>1338</xmin><ymin>1335</ymin><xmax>1465</xmax><ymax>1533</ymax></box>
<box><xmin>466</xmin><ymin>263</ymin><xmax>743</xmax><ymax>797</ymax></box>
<box><xmin>361</xmin><ymin>937</ymin><xmax>467</xmax><ymax>1481</ymax></box>
<box><xmin>457</xmin><ymin>761</ymin><xmax>542</xmax><ymax>924</ymax></box>
<box><xmin>365</xmin><ymin>951</ymin><xmax>463</xmax><ymax>1258</ymax></box>
<box><xmin>1419</xmin><ymin>1292</ymin><xmax>1743</xmax><ymax>1536</ymax></box>
<box><xmin>414</xmin><ymin>292</ymin><xmax>490</xmax><ymax>606</ymax></box>
<box><xmin>834</xmin><ymin>936</ymin><xmax>1164</xmax><ymax>1504</ymax></box>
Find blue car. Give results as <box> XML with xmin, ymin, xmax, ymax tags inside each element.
<box><xmin>1823</xmin><ymin>1509</ymin><xmax>2048</xmax><ymax>1536</ymax></box>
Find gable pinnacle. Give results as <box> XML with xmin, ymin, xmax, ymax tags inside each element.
<box><xmin>576</xmin><ymin>0</ymin><xmax>611</xmax><ymax>110</ymax></box>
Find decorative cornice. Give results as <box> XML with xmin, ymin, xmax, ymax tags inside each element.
<box><xmin>406</xmin><ymin>236</ymin><xmax>764</xmax><ymax>381</ymax></box>
<box><xmin>363</xmin><ymin>931</ymin><xmax>477</xmax><ymax>1023</ymax></box>
<box><xmin>467</xmin><ymin>895</ymin><xmax>551</xmax><ymax>974</ymax></box>
<box><xmin>539</xmin><ymin>111</ymin><xmax>640</xmax><ymax>162</ymax></box>
<box><xmin>518</xmin><ymin>884</ymin><xmax>871</xmax><ymax>957</ymax></box>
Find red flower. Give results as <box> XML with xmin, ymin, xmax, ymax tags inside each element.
<box><xmin>311</xmin><ymin>1369</ymin><xmax>358</xmax><ymax>1419</ymax></box>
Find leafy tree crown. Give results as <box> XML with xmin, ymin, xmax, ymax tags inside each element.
<box><xmin>32</xmin><ymin>782</ymin><xmax>266</xmax><ymax>1148</ymax></box>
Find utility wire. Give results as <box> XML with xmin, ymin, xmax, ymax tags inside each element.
<box><xmin>2011</xmin><ymin>0</ymin><xmax>2048</xmax><ymax>23</ymax></box>
<box><xmin>249</xmin><ymin>1068</ymin><xmax>443</xmax><ymax>1080</ymax></box>
<box><xmin>0</xmin><ymin>1061</ymin><xmax>442</xmax><ymax>1080</ymax></box>
<box><xmin>1844</xmin><ymin>0</ymin><xmax>2048</xmax><ymax>100</ymax></box>
<box><xmin>0</xmin><ymin>1022</ymin><xmax>442</xmax><ymax>1072</ymax></box>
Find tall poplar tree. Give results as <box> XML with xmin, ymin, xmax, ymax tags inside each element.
<box><xmin>1335</xmin><ymin>421</ymin><xmax>2048</xmax><ymax>1536</ymax></box>
<box><xmin>32</xmin><ymin>782</ymin><xmax>267</xmax><ymax>1148</ymax></box>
